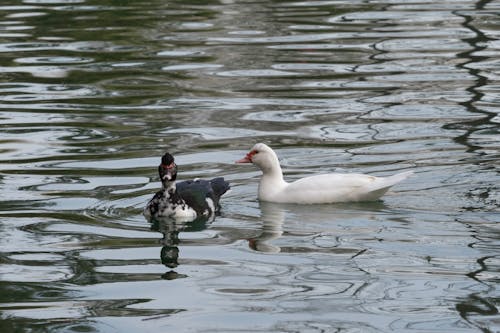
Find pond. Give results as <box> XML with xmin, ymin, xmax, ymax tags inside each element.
<box><xmin>0</xmin><ymin>0</ymin><xmax>499</xmax><ymax>332</ymax></box>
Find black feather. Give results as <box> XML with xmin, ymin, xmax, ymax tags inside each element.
<box><xmin>161</xmin><ymin>153</ymin><xmax>174</xmax><ymax>165</ymax></box>
<box><xmin>144</xmin><ymin>151</ymin><xmax>230</xmax><ymax>220</ymax></box>
<box><xmin>176</xmin><ymin>178</ymin><xmax>230</xmax><ymax>216</ymax></box>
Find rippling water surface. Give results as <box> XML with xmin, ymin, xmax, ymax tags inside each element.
<box><xmin>1</xmin><ymin>0</ymin><xmax>499</xmax><ymax>332</ymax></box>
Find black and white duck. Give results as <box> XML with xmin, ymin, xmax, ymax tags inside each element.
<box><xmin>144</xmin><ymin>152</ymin><xmax>230</xmax><ymax>221</ymax></box>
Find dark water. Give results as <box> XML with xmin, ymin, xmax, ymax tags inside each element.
<box><xmin>0</xmin><ymin>0</ymin><xmax>499</xmax><ymax>332</ymax></box>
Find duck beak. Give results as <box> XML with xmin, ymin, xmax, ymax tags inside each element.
<box><xmin>162</xmin><ymin>172</ymin><xmax>174</xmax><ymax>181</ymax></box>
<box><xmin>236</xmin><ymin>151</ymin><xmax>254</xmax><ymax>163</ymax></box>
<box><xmin>236</xmin><ymin>155</ymin><xmax>251</xmax><ymax>163</ymax></box>
<box><xmin>236</xmin><ymin>150</ymin><xmax>257</xmax><ymax>163</ymax></box>
<box><xmin>160</xmin><ymin>162</ymin><xmax>177</xmax><ymax>181</ymax></box>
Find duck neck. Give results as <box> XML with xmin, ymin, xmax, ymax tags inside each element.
<box><xmin>162</xmin><ymin>181</ymin><xmax>186</xmax><ymax>205</ymax></box>
<box><xmin>261</xmin><ymin>164</ymin><xmax>284</xmax><ymax>182</ymax></box>
<box><xmin>258</xmin><ymin>158</ymin><xmax>287</xmax><ymax>199</ymax></box>
<box><xmin>162</xmin><ymin>180</ymin><xmax>176</xmax><ymax>192</ymax></box>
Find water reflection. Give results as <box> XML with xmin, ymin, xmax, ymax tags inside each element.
<box><xmin>249</xmin><ymin>201</ymin><xmax>389</xmax><ymax>255</ymax></box>
<box><xmin>0</xmin><ymin>0</ymin><xmax>499</xmax><ymax>331</ymax></box>
<box><xmin>150</xmin><ymin>217</ymin><xmax>209</xmax><ymax>280</ymax></box>
<box><xmin>248</xmin><ymin>202</ymin><xmax>284</xmax><ymax>253</ymax></box>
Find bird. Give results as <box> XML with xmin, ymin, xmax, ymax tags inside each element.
<box><xmin>144</xmin><ymin>152</ymin><xmax>230</xmax><ymax>221</ymax></box>
<box><xmin>236</xmin><ymin>143</ymin><xmax>413</xmax><ymax>204</ymax></box>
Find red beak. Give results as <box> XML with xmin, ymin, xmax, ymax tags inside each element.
<box><xmin>236</xmin><ymin>156</ymin><xmax>251</xmax><ymax>163</ymax></box>
<box><xmin>236</xmin><ymin>151</ymin><xmax>255</xmax><ymax>163</ymax></box>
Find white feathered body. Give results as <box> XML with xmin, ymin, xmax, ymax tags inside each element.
<box><xmin>238</xmin><ymin>143</ymin><xmax>413</xmax><ymax>204</ymax></box>
<box><xmin>258</xmin><ymin>171</ymin><xmax>413</xmax><ymax>204</ymax></box>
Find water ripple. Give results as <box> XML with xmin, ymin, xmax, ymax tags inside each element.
<box><xmin>0</xmin><ymin>0</ymin><xmax>498</xmax><ymax>332</ymax></box>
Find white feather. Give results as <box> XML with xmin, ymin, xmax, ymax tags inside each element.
<box><xmin>241</xmin><ymin>143</ymin><xmax>413</xmax><ymax>204</ymax></box>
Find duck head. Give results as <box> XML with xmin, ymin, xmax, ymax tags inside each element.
<box><xmin>236</xmin><ymin>143</ymin><xmax>280</xmax><ymax>174</ymax></box>
<box><xmin>158</xmin><ymin>152</ymin><xmax>177</xmax><ymax>187</ymax></box>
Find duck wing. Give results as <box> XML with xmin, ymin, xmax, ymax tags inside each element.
<box><xmin>281</xmin><ymin>171</ymin><xmax>412</xmax><ymax>203</ymax></box>
<box><xmin>209</xmin><ymin>177</ymin><xmax>231</xmax><ymax>200</ymax></box>
<box><xmin>176</xmin><ymin>180</ymin><xmax>212</xmax><ymax>215</ymax></box>
<box><xmin>177</xmin><ymin>178</ymin><xmax>230</xmax><ymax>215</ymax></box>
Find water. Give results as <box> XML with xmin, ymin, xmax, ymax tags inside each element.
<box><xmin>0</xmin><ymin>0</ymin><xmax>499</xmax><ymax>332</ymax></box>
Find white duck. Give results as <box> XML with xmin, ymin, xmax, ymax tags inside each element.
<box><xmin>236</xmin><ymin>143</ymin><xmax>413</xmax><ymax>204</ymax></box>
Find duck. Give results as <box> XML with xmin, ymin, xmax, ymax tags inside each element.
<box><xmin>236</xmin><ymin>143</ymin><xmax>413</xmax><ymax>204</ymax></box>
<box><xmin>144</xmin><ymin>152</ymin><xmax>230</xmax><ymax>221</ymax></box>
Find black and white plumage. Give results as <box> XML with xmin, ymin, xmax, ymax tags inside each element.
<box><xmin>144</xmin><ymin>152</ymin><xmax>230</xmax><ymax>221</ymax></box>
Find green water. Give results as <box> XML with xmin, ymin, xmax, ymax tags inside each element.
<box><xmin>0</xmin><ymin>0</ymin><xmax>499</xmax><ymax>332</ymax></box>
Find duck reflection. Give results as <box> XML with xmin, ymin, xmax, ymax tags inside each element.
<box><xmin>248</xmin><ymin>201</ymin><xmax>388</xmax><ymax>253</ymax></box>
<box><xmin>149</xmin><ymin>216</ymin><xmax>209</xmax><ymax>280</ymax></box>
<box><xmin>248</xmin><ymin>202</ymin><xmax>285</xmax><ymax>253</ymax></box>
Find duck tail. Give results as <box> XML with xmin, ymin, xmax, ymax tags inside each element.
<box><xmin>370</xmin><ymin>170</ymin><xmax>414</xmax><ymax>192</ymax></box>
<box><xmin>359</xmin><ymin>171</ymin><xmax>413</xmax><ymax>201</ymax></box>
<box><xmin>383</xmin><ymin>170</ymin><xmax>414</xmax><ymax>186</ymax></box>
<box><xmin>210</xmin><ymin>177</ymin><xmax>231</xmax><ymax>198</ymax></box>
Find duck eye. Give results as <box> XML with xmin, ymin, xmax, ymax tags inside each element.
<box><xmin>247</xmin><ymin>150</ymin><xmax>258</xmax><ymax>159</ymax></box>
